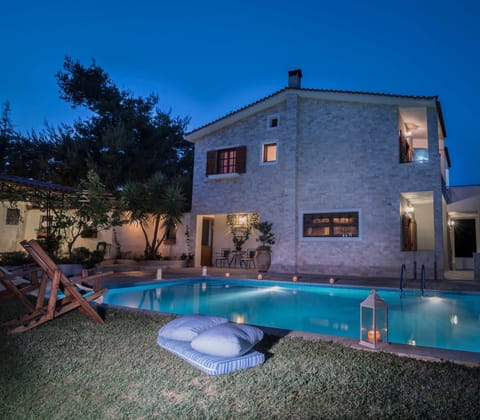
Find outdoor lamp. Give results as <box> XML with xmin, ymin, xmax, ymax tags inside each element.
<box><xmin>360</xmin><ymin>290</ymin><xmax>388</xmax><ymax>349</ymax></box>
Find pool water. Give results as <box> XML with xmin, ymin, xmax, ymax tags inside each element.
<box><xmin>103</xmin><ymin>278</ymin><xmax>480</xmax><ymax>353</ymax></box>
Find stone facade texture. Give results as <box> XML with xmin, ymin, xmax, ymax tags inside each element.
<box><xmin>190</xmin><ymin>90</ymin><xmax>447</xmax><ymax>280</ymax></box>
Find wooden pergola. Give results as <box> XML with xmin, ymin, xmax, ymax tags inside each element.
<box><xmin>0</xmin><ymin>174</ymin><xmax>77</xmax><ymax>239</ymax></box>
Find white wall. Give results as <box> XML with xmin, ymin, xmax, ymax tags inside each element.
<box><xmin>415</xmin><ymin>202</ymin><xmax>435</xmax><ymax>251</ymax></box>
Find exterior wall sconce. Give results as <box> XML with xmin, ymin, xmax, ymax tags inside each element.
<box><xmin>360</xmin><ymin>290</ymin><xmax>388</xmax><ymax>349</ymax></box>
<box><xmin>406</xmin><ymin>205</ymin><xmax>414</xmax><ymax>214</ymax></box>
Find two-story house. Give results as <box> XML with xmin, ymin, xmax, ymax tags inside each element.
<box><xmin>186</xmin><ymin>70</ymin><xmax>450</xmax><ymax>280</ymax></box>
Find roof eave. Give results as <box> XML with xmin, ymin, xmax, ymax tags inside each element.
<box><xmin>186</xmin><ymin>87</ymin><xmax>444</xmax><ymax>142</ymax></box>
<box><xmin>185</xmin><ymin>89</ymin><xmax>287</xmax><ymax>142</ymax></box>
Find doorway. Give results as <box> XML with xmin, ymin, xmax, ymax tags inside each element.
<box><xmin>200</xmin><ymin>218</ymin><xmax>213</xmax><ymax>266</ymax></box>
<box><xmin>453</xmin><ymin>219</ymin><xmax>476</xmax><ymax>270</ymax></box>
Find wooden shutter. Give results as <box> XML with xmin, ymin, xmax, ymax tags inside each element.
<box><xmin>235</xmin><ymin>146</ymin><xmax>247</xmax><ymax>173</ymax></box>
<box><xmin>206</xmin><ymin>150</ymin><xmax>217</xmax><ymax>175</ymax></box>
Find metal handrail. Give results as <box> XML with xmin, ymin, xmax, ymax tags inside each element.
<box><xmin>400</xmin><ymin>264</ymin><xmax>406</xmax><ymax>296</ymax></box>
<box><xmin>420</xmin><ymin>264</ymin><xmax>426</xmax><ymax>296</ymax></box>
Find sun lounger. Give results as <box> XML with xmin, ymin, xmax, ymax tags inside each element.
<box><xmin>0</xmin><ymin>265</ymin><xmax>41</xmax><ymax>312</ymax></box>
<box><xmin>157</xmin><ymin>315</ymin><xmax>265</xmax><ymax>375</ymax></box>
<box><xmin>3</xmin><ymin>240</ymin><xmax>113</xmax><ymax>334</ymax></box>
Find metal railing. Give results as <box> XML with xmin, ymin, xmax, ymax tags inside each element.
<box><xmin>420</xmin><ymin>264</ymin><xmax>426</xmax><ymax>296</ymax></box>
<box><xmin>400</xmin><ymin>263</ymin><xmax>406</xmax><ymax>296</ymax></box>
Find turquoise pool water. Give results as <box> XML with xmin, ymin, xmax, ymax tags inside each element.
<box><xmin>103</xmin><ymin>278</ymin><xmax>480</xmax><ymax>353</ymax></box>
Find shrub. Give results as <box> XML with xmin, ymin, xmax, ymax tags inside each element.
<box><xmin>0</xmin><ymin>251</ymin><xmax>33</xmax><ymax>267</ymax></box>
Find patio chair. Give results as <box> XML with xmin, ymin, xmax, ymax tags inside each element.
<box><xmin>215</xmin><ymin>248</ymin><xmax>231</xmax><ymax>268</ymax></box>
<box><xmin>240</xmin><ymin>249</ymin><xmax>256</xmax><ymax>269</ymax></box>
<box><xmin>0</xmin><ymin>265</ymin><xmax>40</xmax><ymax>312</ymax></box>
<box><xmin>3</xmin><ymin>240</ymin><xmax>113</xmax><ymax>334</ymax></box>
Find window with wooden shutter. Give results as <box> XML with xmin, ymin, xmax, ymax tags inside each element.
<box><xmin>206</xmin><ymin>150</ymin><xmax>217</xmax><ymax>175</ymax></box>
<box><xmin>235</xmin><ymin>146</ymin><xmax>246</xmax><ymax>173</ymax></box>
<box><xmin>206</xmin><ymin>146</ymin><xmax>247</xmax><ymax>176</ymax></box>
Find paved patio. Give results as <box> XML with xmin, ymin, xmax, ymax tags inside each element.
<box><xmin>100</xmin><ymin>261</ymin><xmax>480</xmax><ymax>293</ymax></box>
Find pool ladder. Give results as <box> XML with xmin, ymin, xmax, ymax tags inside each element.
<box><xmin>400</xmin><ymin>263</ymin><xmax>425</xmax><ymax>297</ymax></box>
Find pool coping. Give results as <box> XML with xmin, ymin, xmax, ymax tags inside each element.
<box><xmin>100</xmin><ymin>276</ymin><xmax>480</xmax><ymax>366</ymax></box>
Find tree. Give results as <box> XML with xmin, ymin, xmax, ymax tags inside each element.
<box><xmin>55</xmin><ymin>57</ymin><xmax>193</xmax><ymax>193</ymax></box>
<box><xmin>121</xmin><ymin>172</ymin><xmax>187</xmax><ymax>259</ymax></box>
<box><xmin>0</xmin><ymin>101</ymin><xmax>14</xmax><ymax>172</ymax></box>
<box><xmin>50</xmin><ymin>170</ymin><xmax>122</xmax><ymax>258</ymax></box>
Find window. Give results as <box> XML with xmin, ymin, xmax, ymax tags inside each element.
<box><xmin>262</xmin><ymin>142</ymin><xmax>277</xmax><ymax>164</ymax></box>
<box><xmin>5</xmin><ymin>208</ymin><xmax>20</xmax><ymax>225</ymax></box>
<box><xmin>303</xmin><ymin>211</ymin><xmax>359</xmax><ymax>238</ymax></box>
<box><xmin>398</xmin><ymin>108</ymin><xmax>428</xmax><ymax>164</ymax></box>
<box><xmin>206</xmin><ymin>146</ymin><xmax>247</xmax><ymax>176</ymax></box>
<box><xmin>267</xmin><ymin>115</ymin><xmax>279</xmax><ymax>129</ymax></box>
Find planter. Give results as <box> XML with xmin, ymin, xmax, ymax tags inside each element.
<box><xmin>255</xmin><ymin>247</ymin><xmax>271</xmax><ymax>272</ymax></box>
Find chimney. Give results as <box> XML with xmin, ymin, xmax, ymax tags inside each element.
<box><xmin>288</xmin><ymin>69</ymin><xmax>302</xmax><ymax>88</ymax></box>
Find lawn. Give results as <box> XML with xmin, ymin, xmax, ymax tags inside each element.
<box><xmin>1</xmin><ymin>301</ymin><xmax>479</xmax><ymax>419</ymax></box>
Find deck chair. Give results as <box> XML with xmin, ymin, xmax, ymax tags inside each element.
<box><xmin>240</xmin><ymin>249</ymin><xmax>256</xmax><ymax>269</ymax></box>
<box><xmin>215</xmin><ymin>248</ymin><xmax>231</xmax><ymax>268</ymax></box>
<box><xmin>0</xmin><ymin>265</ymin><xmax>40</xmax><ymax>312</ymax></box>
<box><xmin>4</xmin><ymin>240</ymin><xmax>112</xmax><ymax>334</ymax></box>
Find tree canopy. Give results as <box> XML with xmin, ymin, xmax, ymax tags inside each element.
<box><xmin>1</xmin><ymin>58</ymin><xmax>194</xmax><ymax>259</ymax></box>
<box><xmin>1</xmin><ymin>57</ymin><xmax>194</xmax><ymax>198</ymax></box>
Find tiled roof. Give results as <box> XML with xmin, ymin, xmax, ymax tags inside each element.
<box><xmin>186</xmin><ymin>86</ymin><xmax>441</xmax><ymax>137</ymax></box>
<box><xmin>0</xmin><ymin>174</ymin><xmax>77</xmax><ymax>193</ymax></box>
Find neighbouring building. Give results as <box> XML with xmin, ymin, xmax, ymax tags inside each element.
<box><xmin>0</xmin><ymin>175</ymin><xmax>192</xmax><ymax>261</ymax></box>
<box><xmin>185</xmin><ymin>69</ymin><xmax>479</xmax><ymax>280</ymax></box>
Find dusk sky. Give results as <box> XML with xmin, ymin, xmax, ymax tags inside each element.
<box><xmin>2</xmin><ymin>0</ymin><xmax>479</xmax><ymax>186</ymax></box>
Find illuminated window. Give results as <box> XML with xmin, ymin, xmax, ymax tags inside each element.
<box><xmin>262</xmin><ymin>142</ymin><xmax>277</xmax><ymax>163</ymax></box>
<box><xmin>206</xmin><ymin>146</ymin><xmax>246</xmax><ymax>176</ymax></box>
<box><xmin>303</xmin><ymin>212</ymin><xmax>359</xmax><ymax>238</ymax></box>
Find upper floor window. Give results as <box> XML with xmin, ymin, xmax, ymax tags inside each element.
<box><xmin>303</xmin><ymin>211</ymin><xmax>359</xmax><ymax>238</ymax></box>
<box><xmin>206</xmin><ymin>146</ymin><xmax>247</xmax><ymax>176</ymax></box>
<box><xmin>267</xmin><ymin>115</ymin><xmax>279</xmax><ymax>129</ymax></box>
<box><xmin>262</xmin><ymin>142</ymin><xmax>277</xmax><ymax>164</ymax></box>
<box><xmin>398</xmin><ymin>108</ymin><xmax>428</xmax><ymax>164</ymax></box>
<box><xmin>6</xmin><ymin>208</ymin><xmax>20</xmax><ymax>225</ymax></box>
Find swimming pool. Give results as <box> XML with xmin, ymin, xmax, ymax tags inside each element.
<box><xmin>103</xmin><ymin>278</ymin><xmax>480</xmax><ymax>353</ymax></box>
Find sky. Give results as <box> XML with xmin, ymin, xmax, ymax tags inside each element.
<box><xmin>1</xmin><ymin>0</ymin><xmax>479</xmax><ymax>186</ymax></box>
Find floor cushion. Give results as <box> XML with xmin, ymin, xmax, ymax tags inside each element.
<box><xmin>191</xmin><ymin>323</ymin><xmax>264</xmax><ymax>357</ymax></box>
<box><xmin>158</xmin><ymin>314</ymin><xmax>228</xmax><ymax>341</ymax></box>
<box><xmin>157</xmin><ymin>335</ymin><xmax>265</xmax><ymax>375</ymax></box>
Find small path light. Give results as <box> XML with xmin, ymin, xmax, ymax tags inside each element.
<box><xmin>360</xmin><ymin>290</ymin><xmax>388</xmax><ymax>349</ymax></box>
<box><xmin>156</xmin><ymin>268</ymin><xmax>162</xmax><ymax>280</ymax></box>
<box><xmin>202</xmin><ymin>266</ymin><xmax>208</xmax><ymax>276</ymax></box>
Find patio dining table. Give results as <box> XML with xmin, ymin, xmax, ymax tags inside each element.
<box><xmin>228</xmin><ymin>250</ymin><xmax>245</xmax><ymax>268</ymax></box>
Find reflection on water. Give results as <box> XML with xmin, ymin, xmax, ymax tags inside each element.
<box><xmin>103</xmin><ymin>279</ymin><xmax>480</xmax><ymax>353</ymax></box>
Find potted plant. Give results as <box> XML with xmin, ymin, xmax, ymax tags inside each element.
<box><xmin>254</xmin><ymin>221</ymin><xmax>275</xmax><ymax>272</ymax></box>
<box><xmin>226</xmin><ymin>213</ymin><xmax>259</xmax><ymax>251</ymax></box>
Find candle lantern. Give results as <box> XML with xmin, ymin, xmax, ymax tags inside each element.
<box><xmin>360</xmin><ymin>290</ymin><xmax>388</xmax><ymax>349</ymax></box>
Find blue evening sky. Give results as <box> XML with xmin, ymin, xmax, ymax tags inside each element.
<box><xmin>1</xmin><ymin>0</ymin><xmax>479</xmax><ymax>186</ymax></box>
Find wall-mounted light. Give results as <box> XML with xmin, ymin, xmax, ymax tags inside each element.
<box><xmin>448</xmin><ymin>219</ymin><xmax>455</xmax><ymax>227</ymax></box>
<box><xmin>406</xmin><ymin>205</ymin><xmax>414</xmax><ymax>214</ymax></box>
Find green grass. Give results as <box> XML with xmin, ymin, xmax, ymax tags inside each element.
<box><xmin>1</xmin><ymin>301</ymin><xmax>479</xmax><ymax>419</ymax></box>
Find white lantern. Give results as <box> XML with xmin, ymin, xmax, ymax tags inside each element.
<box><xmin>360</xmin><ymin>290</ymin><xmax>388</xmax><ymax>349</ymax></box>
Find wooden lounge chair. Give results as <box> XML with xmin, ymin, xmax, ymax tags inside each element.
<box><xmin>3</xmin><ymin>240</ymin><xmax>112</xmax><ymax>334</ymax></box>
<box><xmin>0</xmin><ymin>265</ymin><xmax>40</xmax><ymax>312</ymax></box>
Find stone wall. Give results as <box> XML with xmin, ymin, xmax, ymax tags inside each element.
<box><xmin>190</xmin><ymin>92</ymin><xmax>446</xmax><ymax>278</ymax></box>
